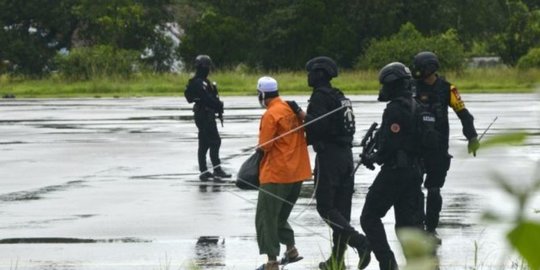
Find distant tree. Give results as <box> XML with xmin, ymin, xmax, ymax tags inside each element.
<box><xmin>0</xmin><ymin>0</ymin><xmax>78</xmax><ymax>76</ymax></box>
<box><xmin>358</xmin><ymin>23</ymin><xmax>465</xmax><ymax>71</ymax></box>
<box><xmin>55</xmin><ymin>45</ymin><xmax>139</xmax><ymax>80</ymax></box>
<box><xmin>517</xmin><ymin>47</ymin><xmax>540</xmax><ymax>69</ymax></box>
<box><xmin>180</xmin><ymin>0</ymin><xmax>363</xmax><ymax>69</ymax></box>
<box><xmin>490</xmin><ymin>1</ymin><xmax>540</xmax><ymax>65</ymax></box>
<box><xmin>178</xmin><ymin>10</ymin><xmax>252</xmax><ymax>70</ymax></box>
<box><xmin>72</xmin><ymin>0</ymin><xmax>173</xmax><ymax>50</ymax></box>
<box><xmin>522</xmin><ymin>0</ymin><xmax>540</xmax><ymax>9</ymax></box>
<box><xmin>179</xmin><ymin>0</ymin><xmax>513</xmax><ymax>70</ymax></box>
<box><xmin>0</xmin><ymin>0</ymin><xmax>175</xmax><ymax>76</ymax></box>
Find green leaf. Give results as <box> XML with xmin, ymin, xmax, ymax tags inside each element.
<box><xmin>396</xmin><ymin>228</ymin><xmax>437</xmax><ymax>259</ymax></box>
<box><xmin>507</xmin><ymin>221</ymin><xmax>540</xmax><ymax>270</ymax></box>
<box><xmin>491</xmin><ymin>171</ymin><xmax>519</xmax><ymax>196</ymax></box>
<box><xmin>481</xmin><ymin>210</ymin><xmax>503</xmax><ymax>222</ymax></box>
<box><xmin>480</xmin><ymin>132</ymin><xmax>528</xmax><ymax>148</ymax></box>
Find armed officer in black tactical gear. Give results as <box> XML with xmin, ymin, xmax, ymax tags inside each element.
<box><xmin>412</xmin><ymin>51</ymin><xmax>479</xmax><ymax>243</ymax></box>
<box><xmin>185</xmin><ymin>55</ymin><xmax>231</xmax><ymax>181</ymax></box>
<box><xmin>360</xmin><ymin>62</ymin><xmax>427</xmax><ymax>270</ymax></box>
<box><xmin>302</xmin><ymin>56</ymin><xmax>371</xmax><ymax>270</ymax></box>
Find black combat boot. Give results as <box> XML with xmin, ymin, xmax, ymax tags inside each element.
<box><xmin>213</xmin><ymin>167</ymin><xmax>231</xmax><ymax>178</ymax></box>
<box><xmin>356</xmin><ymin>239</ymin><xmax>371</xmax><ymax>269</ymax></box>
<box><xmin>378</xmin><ymin>253</ymin><xmax>399</xmax><ymax>270</ymax></box>
<box><xmin>426</xmin><ymin>228</ymin><xmax>442</xmax><ymax>245</ymax></box>
<box><xmin>199</xmin><ymin>171</ymin><xmax>214</xmax><ymax>181</ymax></box>
<box><xmin>319</xmin><ymin>257</ymin><xmax>345</xmax><ymax>270</ymax></box>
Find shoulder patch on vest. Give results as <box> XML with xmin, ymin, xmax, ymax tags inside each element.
<box><xmin>390</xmin><ymin>123</ymin><xmax>400</xmax><ymax>133</ymax></box>
<box><xmin>450</xmin><ymin>86</ymin><xmax>461</xmax><ymax>100</ymax></box>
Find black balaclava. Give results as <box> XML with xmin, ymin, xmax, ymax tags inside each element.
<box><xmin>195</xmin><ymin>67</ymin><xmax>210</xmax><ymax>79</ymax></box>
<box><xmin>308</xmin><ymin>69</ymin><xmax>332</xmax><ymax>88</ymax></box>
<box><xmin>378</xmin><ymin>78</ymin><xmax>412</xmax><ymax>102</ymax></box>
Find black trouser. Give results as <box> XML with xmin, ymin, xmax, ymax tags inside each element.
<box><xmin>315</xmin><ymin>143</ymin><xmax>368</xmax><ymax>260</ymax></box>
<box><xmin>360</xmin><ymin>165</ymin><xmax>424</xmax><ymax>268</ymax></box>
<box><xmin>423</xmin><ymin>151</ymin><xmax>451</xmax><ymax>231</ymax></box>
<box><xmin>194</xmin><ymin>107</ymin><xmax>221</xmax><ymax>172</ymax></box>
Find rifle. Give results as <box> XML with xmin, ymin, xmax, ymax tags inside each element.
<box><xmin>351</xmin><ymin>122</ymin><xmax>378</xmax><ymax>176</ymax></box>
<box><xmin>213</xmin><ymin>81</ymin><xmax>224</xmax><ymax>127</ymax></box>
<box><xmin>218</xmin><ymin>111</ymin><xmax>224</xmax><ymax>127</ymax></box>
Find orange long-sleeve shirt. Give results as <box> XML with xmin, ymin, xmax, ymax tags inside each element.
<box><xmin>258</xmin><ymin>97</ymin><xmax>311</xmax><ymax>184</ymax></box>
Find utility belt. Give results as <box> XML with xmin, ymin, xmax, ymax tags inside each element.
<box><xmin>384</xmin><ymin>150</ymin><xmax>420</xmax><ymax>170</ymax></box>
<box><xmin>312</xmin><ymin>139</ymin><xmax>352</xmax><ymax>152</ymax></box>
<box><xmin>193</xmin><ymin>103</ymin><xmax>216</xmax><ymax>114</ymax></box>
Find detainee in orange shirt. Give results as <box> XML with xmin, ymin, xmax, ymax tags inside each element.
<box><xmin>255</xmin><ymin>76</ymin><xmax>312</xmax><ymax>270</ymax></box>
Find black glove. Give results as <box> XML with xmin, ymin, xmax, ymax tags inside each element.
<box><xmin>468</xmin><ymin>137</ymin><xmax>480</xmax><ymax>157</ymax></box>
<box><xmin>286</xmin><ymin>100</ymin><xmax>302</xmax><ymax>115</ymax></box>
<box><xmin>360</xmin><ymin>153</ymin><xmax>375</xmax><ymax>170</ymax></box>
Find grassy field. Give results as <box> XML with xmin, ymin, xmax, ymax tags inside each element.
<box><xmin>1</xmin><ymin>68</ymin><xmax>539</xmax><ymax>98</ymax></box>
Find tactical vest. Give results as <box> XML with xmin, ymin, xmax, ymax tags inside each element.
<box><xmin>316</xmin><ymin>86</ymin><xmax>355</xmax><ymax>145</ymax></box>
<box><xmin>393</xmin><ymin>97</ymin><xmax>419</xmax><ymax>155</ymax></box>
<box><xmin>415</xmin><ymin>77</ymin><xmax>451</xmax><ymax>150</ymax></box>
<box><xmin>184</xmin><ymin>78</ymin><xmax>199</xmax><ymax>103</ymax></box>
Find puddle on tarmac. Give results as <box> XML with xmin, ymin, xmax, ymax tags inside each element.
<box><xmin>0</xmin><ymin>95</ymin><xmax>538</xmax><ymax>269</ymax></box>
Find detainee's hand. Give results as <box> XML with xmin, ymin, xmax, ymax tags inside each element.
<box><xmin>468</xmin><ymin>137</ymin><xmax>480</xmax><ymax>157</ymax></box>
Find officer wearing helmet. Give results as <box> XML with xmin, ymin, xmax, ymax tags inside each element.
<box><xmin>185</xmin><ymin>55</ymin><xmax>231</xmax><ymax>181</ymax></box>
<box><xmin>359</xmin><ymin>62</ymin><xmax>425</xmax><ymax>270</ymax></box>
<box><xmin>292</xmin><ymin>56</ymin><xmax>370</xmax><ymax>270</ymax></box>
<box><xmin>412</xmin><ymin>51</ymin><xmax>479</xmax><ymax>243</ymax></box>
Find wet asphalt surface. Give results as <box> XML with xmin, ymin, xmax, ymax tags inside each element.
<box><xmin>0</xmin><ymin>94</ymin><xmax>539</xmax><ymax>270</ymax></box>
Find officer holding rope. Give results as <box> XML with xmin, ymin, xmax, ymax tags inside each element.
<box><xmin>290</xmin><ymin>56</ymin><xmax>371</xmax><ymax>270</ymax></box>
<box><xmin>412</xmin><ymin>51</ymin><xmax>479</xmax><ymax>243</ymax></box>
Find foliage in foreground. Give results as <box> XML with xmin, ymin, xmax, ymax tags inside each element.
<box><xmin>397</xmin><ymin>132</ymin><xmax>538</xmax><ymax>270</ymax></box>
<box><xmin>474</xmin><ymin>133</ymin><xmax>539</xmax><ymax>270</ymax></box>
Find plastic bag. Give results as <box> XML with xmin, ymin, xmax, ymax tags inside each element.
<box><xmin>236</xmin><ymin>150</ymin><xmax>263</xmax><ymax>190</ymax></box>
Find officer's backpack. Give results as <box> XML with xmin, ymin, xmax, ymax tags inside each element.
<box><xmin>317</xmin><ymin>87</ymin><xmax>356</xmax><ymax>137</ymax></box>
<box><xmin>184</xmin><ymin>78</ymin><xmax>198</xmax><ymax>103</ymax></box>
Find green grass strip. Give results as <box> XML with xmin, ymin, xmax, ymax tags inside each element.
<box><xmin>1</xmin><ymin>68</ymin><xmax>538</xmax><ymax>98</ymax></box>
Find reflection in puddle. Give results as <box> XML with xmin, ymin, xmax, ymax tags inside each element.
<box><xmin>0</xmin><ymin>237</ymin><xmax>150</xmax><ymax>244</ymax></box>
<box><xmin>195</xmin><ymin>236</ymin><xmax>226</xmax><ymax>268</ymax></box>
<box><xmin>440</xmin><ymin>192</ymin><xmax>480</xmax><ymax>229</ymax></box>
<box><xmin>198</xmin><ymin>183</ymin><xmax>238</xmax><ymax>193</ymax></box>
<box><xmin>0</xmin><ymin>180</ymin><xmax>86</xmax><ymax>202</ymax></box>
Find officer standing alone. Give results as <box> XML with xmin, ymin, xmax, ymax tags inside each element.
<box><xmin>412</xmin><ymin>51</ymin><xmax>479</xmax><ymax>243</ymax></box>
<box><xmin>299</xmin><ymin>56</ymin><xmax>370</xmax><ymax>270</ymax></box>
<box><xmin>360</xmin><ymin>62</ymin><xmax>426</xmax><ymax>270</ymax></box>
<box><xmin>184</xmin><ymin>55</ymin><xmax>231</xmax><ymax>181</ymax></box>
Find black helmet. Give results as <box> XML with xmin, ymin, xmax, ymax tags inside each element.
<box><xmin>412</xmin><ymin>51</ymin><xmax>439</xmax><ymax>79</ymax></box>
<box><xmin>379</xmin><ymin>62</ymin><xmax>412</xmax><ymax>84</ymax></box>
<box><xmin>305</xmin><ymin>56</ymin><xmax>338</xmax><ymax>78</ymax></box>
<box><xmin>194</xmin><ymin>55</ymin><xmax>213</xmax><ymax>69</ymax></box>
<box><xmin>377</xmin><ymin>62</ymin><xmax>413</xmax><ymax>101</ymax></box>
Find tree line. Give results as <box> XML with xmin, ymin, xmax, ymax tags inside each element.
<box><xmin>1</xmin><ymin>0</ymin><xmax>539</xmax><ymax>78</ymax></box>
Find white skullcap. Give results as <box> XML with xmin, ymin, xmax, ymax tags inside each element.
<box><xmin>257</xmin><ymin>76</ymin><xmax>278</xmax><ymax>92</ymax></box>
